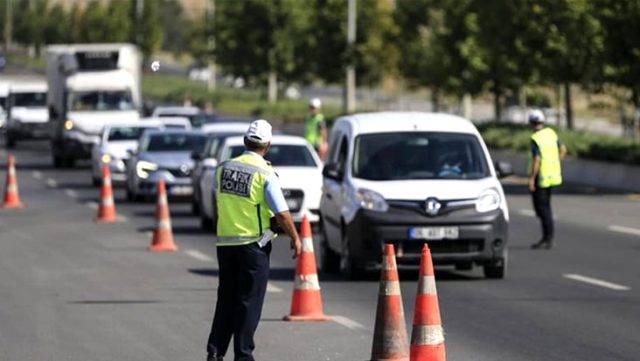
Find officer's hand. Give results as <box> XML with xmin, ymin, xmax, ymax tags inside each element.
<box><xmin>528</xmin><ymin>178</ymin><xmax>536</xmax><ymax>192</ymax></box>
<box><xmin>290</xmin><ymin>237</ymin><xmax>302</xmax><ymax>259</ymax></box>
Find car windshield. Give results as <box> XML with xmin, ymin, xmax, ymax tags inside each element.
<box><xmin>108</xmin><ymin>127</ymin><xmax>153</xmax><ymax>141</ymax></box>
<box><xmin>229</xmin><ymin>144</ymin><xmax>317</xmax><ymax>167</ymax></box>
<box><xmin>12</xmin><ymin>92</ymin><xmax>47</xmax><ymax>107</ymax></box>
<box><xmin>142</xmin><ymin>133</ymin><xmax>207</xmax><ymax>152</ymax></box>
<box><xmin>158</xmin><ymin>113</ymin><xmax>205</xmax><ymax>127</ymax></box>
<box><xmin>206</xmin><ymin>133</ymin><xmax>245</xmax><ymax>158</ymax></box>
<box><xmin>353</xmin><ymin>132</ymin><xmax>489</xmax><ymax>180</ymax></box>
<box><xmin>68</xmin><ymin>90</ymin><xmax>135</xmax><ymax>111</ymax></box>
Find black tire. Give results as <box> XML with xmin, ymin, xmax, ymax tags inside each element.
<box><xmin>200</xmin><ymin>213</ymin><xmax>214</xmax><ymax>231</ymax></box>
<box><xmin>6</xmin><ymin>134</ymin><xmax>15</xmax><ymax>148</ymax></box>
<box><xmin>339</xmin><ymin>226</ymin><xmax>365</xmax><ymax>280</ymax></box>
<box><xmin>126</xmin><ymin>186</ymin><xmax>133</xmax><ymax>201</ymax></box>
<box><xmin>320</xmin><ymin>229</ymin><xmax>341</xmax><ymax>274</ymax></box>
<box><xmin>92</xmin><ymin>176</ymin><xmax>101</xmax><ymax>187</ymax></box>
<box><xmin>62</xmin><ymin>157</ymin><xmax>75</xmax><ymax>168</ymax></box>
<box><xmin>483</xmin><ymin>257</ymin><xmax>507</xmax><ymax>279</ymax></box>
<box><xmin>53</xmin><ymin>155</ymin><xmax>63</xmax><ymax>168</ymax></box>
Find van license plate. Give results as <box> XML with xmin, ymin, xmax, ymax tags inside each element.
<box><xmin>409</xmin><ymin>227</ymin><xmax>459</xmax><ymax>240</ymax></box>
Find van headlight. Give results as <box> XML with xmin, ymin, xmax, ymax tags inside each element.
<box><xmin>101</xmin><ymin>154</ymin><xmax>112</xmax><ymax>163</ymax></box>
<box><xmin>355</xmin><ymin>188</ymin><xmax>388</xmax><ymax>212</ymax></box>
<box><xmin>476</xmin><ymin>188</ymin><xmax>501</xmax><ymax>213</ymax></box>
<box><xmin>136</xmin><ymin>160</ymin><xmax>158</xmax><ymax>179</ymax></box>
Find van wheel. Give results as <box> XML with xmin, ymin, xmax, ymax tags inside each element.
<box><xmin>320</xmin><ymin>228</ymin><xmax>340</xmax><ymax>274</ymax></box>
<box><xmin>201</xmin><ymin>213</ymin><xmax>216</xmax><ymax>232</ymax></box>
<box><xmin>339</xmin><ymin>230</ymin><xmax>365</xmax><ymax>280</ymax></box>
<box><xmin>191</xmin><ymin>200</ymin><xmax>200</xmax><ymax>215</ymax></box>
<box><xmin>483</xmin><ymin>257</ymin><xmax>507</xmax><ymax>279</ymax></box>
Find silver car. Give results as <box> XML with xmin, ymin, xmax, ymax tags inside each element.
<box><xmin>126</xmin><ymin>129</ymin><xmax>207</xmax><ymax>201</ymax></box>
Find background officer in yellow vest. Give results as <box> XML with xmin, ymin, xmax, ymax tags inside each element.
<box><xmin>206</xmin><ymin>119</ymin><xmax>302</xmax><ymax>361</ymax></box>
<box><xmin>528</xmin><ymin>110</ymin><xmax>567</xmax><ymax>250</ymax></box>
<box><xmin>304</xmin><ymin>98</ymin><xmax>328</xmax><ymax>159</ymax></box>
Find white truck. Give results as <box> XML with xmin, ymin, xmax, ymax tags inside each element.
<box><xmin>4</xmin><ymin>81</ymin><xmax>49</xmax><ymax>147</ymax></box>
<box><xmin>46</xmin><ymin>43</ymin><xmax>142</xmax><ymax>167</ymax></box>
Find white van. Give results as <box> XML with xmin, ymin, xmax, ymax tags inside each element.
<box><xmin>5</xmin><ymin>81</ymin><xmax>48</xmax><ymax>147</ymax></box>
<box><xmin>319</xmin><ymin>112</ymin><xmax>512</xmax><ymax>279</ymax></box>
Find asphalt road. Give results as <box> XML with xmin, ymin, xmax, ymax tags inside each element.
<box><xmin>1</xmin><ymin>138</ymin><xmax>639</xmax><ymax>361</ymax></box>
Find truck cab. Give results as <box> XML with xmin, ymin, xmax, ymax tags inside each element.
<box><xmin>47</xmin><ymin>44</ymin><xmax>142</xmax><ymax>167</ymax></box>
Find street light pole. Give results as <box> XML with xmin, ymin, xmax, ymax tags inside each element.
<box><xmin>344</xmin><ymin>0</ymin><xmax>356</xmax><ymax>113</ymax></box>
<box><xmin>206</xmin><ymin>0</ymin><xmax>216</xmax><ymax>91</ymax></box>
<box><xmin>4</xmin><ymin>0</ymin><xmax>12</xmax><ymax>52</ymax></box>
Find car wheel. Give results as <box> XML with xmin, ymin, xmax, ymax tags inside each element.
<box><xmin>92</xmin><ymin>175</ymin><xmax>101</xmax><ymax>187</ymax></box>
<box><xmin>200</xmin><ymin>212</ymin><xmax>214</xmax><ymax>231</ymax></box>
<box><xmin>483</xmin><ymin>254</ymin><xmax>507</xmax><ymax>279</ymax></box>
<box><xmin>6</xmin><ymin>135</ymin><xmax>15</xmax><ymax>148</ymax></box>
<box><xmin>62</xmin><ymin>157</ymin><xmax>75</xmax><ymax>168</ymax></box>
<box><xmin>53</xmin><ymin>155</ymin><xmax>63</xmax><ymax>168</ymax></box>
<box><xmin>339</xmin><ymin>227</ymin><xmax>365</xmax><ymax>280</ymax></box>
<box><xmin>320</xmin><ymin>225</ymin><xmax>340</xmax><ymax>274</ymax></box>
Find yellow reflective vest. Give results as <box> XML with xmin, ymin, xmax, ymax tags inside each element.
<box><xmin>216</xmin><ymin>153</ymin><xmax>276</xmax><ymax>246</ymax></box>
<box><xmin>530</xmin><ymin>128</ymin><xmax>563</xmax><ymax>188</ymax></box>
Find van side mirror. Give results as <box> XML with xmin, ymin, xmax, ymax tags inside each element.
<box><xmin>322</xmin><ymin>163</ymin><xmax>343</xmax><ymax>181</ymax></box>
<box><xmin>495</xmin><ymin>161</ymin><xmax>513</xmax><ymax>179</ymax></box>
<box><xmin>203</xmin><ymin>158</ymin><xmax>218</xmax><ymax>169</ymax></box>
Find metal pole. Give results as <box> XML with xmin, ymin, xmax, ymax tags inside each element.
<box><xmin>207</xmin><ymin>0</ymin><xmax>216</xmax><ymax>91</ymax></box>
<box><xmin>344</xmin><ymin>0</ymin><xmax>356</xmax><ymax>113</ymax></box>
<box><xmin>4</xmin><ymin>0</ymin><xmax>12</xmax><ymax>52</ymax></box>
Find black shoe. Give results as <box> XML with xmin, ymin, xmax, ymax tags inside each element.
<box><xmin>531</xmin><ymin>239</ymin><xmax>553</xmax><ymax>250</ymax></box>
<box><xmin>207</xmin><ymin>354</ymin><xmax>223</xmax><ymax>361</ymax></box>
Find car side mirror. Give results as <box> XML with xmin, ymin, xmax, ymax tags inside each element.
<box><xmin>495</xmin><ymin>161</ymin><xmax>513</xmax><ymax>179</ymax></box>
<box><xmin>203</xmin><ymin>158</ymin><xmax>218</xmax><ymax>169</ymax></box>
<box><xmin>322</xmin><ymin>163</ymin><xmax>343</xmax><ymax>181</ymax></box>
<box><xmin>191</xmin><ymin>150</ymin><xmax>203</xmax><ymax>161</ymax></box>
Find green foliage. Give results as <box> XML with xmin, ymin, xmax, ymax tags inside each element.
<box><xmin>139</xmin><ymin>0</ymin><xmax>163</xmax><ymax>59</ymax></box>
<box><xmin>478</xmin><ymin>122</ymin><xmax>640</xmax><ymax>165</ymax></box>
<box><xmin>159</xmin><ymin>0</ymin><xmax>190</xmax><ymax>56</ymax></box>
<box><xmin>43</xmin><ymin>4</ymin><xmax>69</xmax><ymax>45</ymax></box>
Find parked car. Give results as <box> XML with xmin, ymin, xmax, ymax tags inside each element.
<box><xmin>319</xmin><ymin>112</ymin><xmax>512</xmax><ymax>279</ymax></box>
<box><xmin>91</xmin><ymin>121</ymin><xmax>164</xmax><ymax>186</ymax></box>
<box><xmin>151</xmin><ymin>106</ymin><xmax>208</xmax><ymax>128</ymax></box>
<box><xmin>126</xmin><ymin>129</ymin><xmax>207</xmax><ymax>201</ymax></box>
<box><xmin>191</xmin><ymin>122</ymin><xmax>253</xmax><ymax>214</ymax></box>
<box><xmin>142</xmin><ymin>116</ymin><xmax>192</xmax><ymax>129</ymax></box>
<box><xmin>5</xmin><ymin>81</ymin><xmax>48</xmax><ymax>147</ymax></box>
<box><xmin>198</xmin><ymin>135</ymin><xmax>323</xmax><ymax>232</ymax></box>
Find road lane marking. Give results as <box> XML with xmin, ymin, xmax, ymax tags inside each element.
<box><xmin>86</xmin><ymin>202</ymin><xmax>99</xmax><ymax>210</ymax></box>
<box><xmin>519</xmin><ymin>209</ymin><xmax>536</xmax><ymax>217</ymax></box>
<box><xmin>117</xmin><ymin>215</ymin><xmax>129</xmax><ymax>223</ymax></box>
<box><xmin>32</xmin><ymin>171</ymin><xmax>42</xmax><ymax>179</ymax></box>
<box><xmin>608</xmin><ymin>225</ymin><xmax>640</xmax><ymax>237</ymax></box>
<box><xmin>185</xmin><ymin>249</ymin><xmax>214</xmax><ymax>262</ymax></box>
<box><xmin>46</xmin><ymin>178</ymin><xmax>58</xmax><ymax>188</ymax></box>
<box><xmin>332</xmin><ymin>315</ymin><xmax>366</xmax><ymax>330</ymax></box>
<box><xmin>266</xmin><ymin>283</ymin><xmax>283</xmax><ymax>293</ymax></box>
<box><xmin>563</xmin><ymin>273</ymin><xmax>630</xmax><ymax>291</ymax></box>
<box><xmin>64</xmin><ymin>189</ymin><xmax>78</xmax><ymax>198</ymax></box>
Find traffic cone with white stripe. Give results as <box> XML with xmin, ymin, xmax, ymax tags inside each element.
<box><xmin>410</xmin><ymin>244</ymin><xmax>446</xmax><ymax>361</ymax></box>
<box><xmin>95</xmin><ymin>165</ymin><xmax>118</xmax><ymax>223</ymax></box>
<box><xmin>283</xmin><ymin>213</ymin><xmax>330</xmax><ymax>321</ymax></box>
<box><xmin>149</xmin><ymin>179</ymin><xmax>178</xmax><ymax>252</ymax></box>
<box><xmin>3</xmin><ymin>154</ymin><xmax>23</xmax><ymax>208</ymax></box>
<box><xmin>370</xmin><ymin>244</ymin><xmax>410</xmax><ymax>361</ymax></box>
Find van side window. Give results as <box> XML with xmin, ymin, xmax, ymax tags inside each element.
<box><xmin>336</xmin><ymin>137</ymin><xmax>348</xmax><ymax>174</ymax></box>
<box><xmin>326</xmin><ymin>132</ymin><xmax>340</xmax><ymax>163</ymax></box>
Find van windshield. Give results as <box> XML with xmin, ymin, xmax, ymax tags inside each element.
<box><xmin>68</xmin><ymin>90</ymin><xmax>135</xmax><ymax>111</ymax></box>
<box><xmin>12</xmin><ymin>92</ymin><xmax>47</xmax><ymax>107</ymax></box>
<box><xmin>353</xmin><ymin>132</ymin><xmax>489</xmax><ymax>180</ymax></box>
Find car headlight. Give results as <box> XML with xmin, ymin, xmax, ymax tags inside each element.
<box><xmin>64</xmin><ymin>120</ymin><xmax>74</xmax><ymax>130</ymax></box>
<box><xmin>476</xmin><ymin>188</ymin><xmax>501</xmax><ymax>213</ymax></box>
<box><xmin>355</xmin><ymin>188</ymin><xmax>388</xmax><ymax>212</ymax></box>
<box><xmin>101</xmin><ymin>154</ymin><xmax>112</xmax><ymax>163</ymax></box>
<box><xmin>136</xmin><ymin>160</ymin><xmax>159</xmax><ymax>179</ymax></box>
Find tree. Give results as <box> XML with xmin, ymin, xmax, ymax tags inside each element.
<box><xmin>13</xmin><ymin>0</ymin><xmax>49</xmax><ymax>56</ymax></box>
<box><xmin>105</xmin><ymin>1</ymin><xmax>132</xmax><ymax>42</ymax></box>
<box><xmin>44</xmin><ymin>3</ymin><xmax>69</xmax><ymax>45</ymax></box>
<box><xmin>160</xmin><ymin>0</ymin><xmax>189</xmax><ymax>56</ymax></box>
<box><xmin>139</xmin><ymin>0</ymin><xmax>163</xmax><ymax>60</ymax></box>
<box><xmin>80</xmin><ymin>1</ymin><xmax>108</xmax><ymax>43</ymax></box>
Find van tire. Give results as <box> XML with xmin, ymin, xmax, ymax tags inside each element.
<box><xmin>320</xmin><ymin>228</ymin><xmax>340</xmax><ymax>273</ymax></box>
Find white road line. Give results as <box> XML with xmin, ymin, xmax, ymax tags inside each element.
<box><xmin>46</xmin><ymin>178</ymin><xmax>58</xmax><ymax>188</ymax></box>
<box><xmin>184</xmin><ymin>249</ymin><xmax>214</xmax><ymax>262</ymax></box>
<box><xmin>518</xmin><ymin>209</ymin><xmax>536</xmax><ymax>217</ymax></box>
<box><xmin>608</xmin><ymin>225</ymin><xmax>640</xmax><ymax>237</ymax></box>
<box><xmin>332</xmin><ymin>315</ymin><xmax>366</xmax><ymax>330</ymax></box>
<box><xmin>86</xmin><ymin>202</ymin><xmax>99</xmax><ymax>210</ymax></box>
<box><xmin>563</xmin><ymin>273</ymin><xmax>630</xmax><ymax>291</ymax></box>
<box><xmin>266</xmin><ymin>283</ymin><xmax>283</xmax><ymax>293</ymax></box>
<box><xmin>32</xmin><ymin>171</ymin><xmax>42</xmax><ymax>179</ymax></box>
<box><xmin>117</xmin><ymin>215</ymin><xmax>129</xmax><ymax>223</ymax></box>
<box><xmin>64</xmin><ymin>189</ymin><xmax>78</xmax><ymax>198</ymax></box>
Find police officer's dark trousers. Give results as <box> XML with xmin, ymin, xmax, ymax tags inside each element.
<box><xmin>207</xmin><ymin>242</ymin><xmax>271</xmax><ymax>361</ymax></box>
<box><xmin>531</xmin><ymin>186</ymin><xmax>554</xmax><ymax>240</ymax></box>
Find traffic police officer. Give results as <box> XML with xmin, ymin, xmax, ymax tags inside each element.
<box><xmin>207</xmin><ymin>119</ymin><xmax>302</xmax><ymax>361</ymax></box>
<box><xmin>528</xmin><ymin>110</ymin><xmax>567</xmax><ymax>249</ymax></box>
<box><xmin>304</xmin><ymin>98</ymin><xmax>328</xmax><ymax>158</ymax></box>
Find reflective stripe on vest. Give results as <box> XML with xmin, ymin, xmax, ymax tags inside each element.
<box><xmin>530</xmin><ymin>128</ymin><xmax>562</xmax><ymax>188</ymax></box>
<box><xmin>304</xmin><ymin>113</ymin><xmax>324</xmax><ymax>147</ymax></box>
<box><xmin>216</xmin><ymin>154</ymin><xmax>276</xmax><ymax>246</ymax></box>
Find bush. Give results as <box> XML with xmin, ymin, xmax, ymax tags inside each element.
<box><xmin>478</xmin><ymin>122</ymin><xmax>640</xmax><ymax>166</ymax></box>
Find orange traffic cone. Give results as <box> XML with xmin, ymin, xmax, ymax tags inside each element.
<box><xmin>283</xmin><ymin>213</ymin><xmax>330</xmax><ymax>322</ymax></box>
<box><xmin>410</xmin><ymin>244</ymin><xmax>446</xmax><ymax>361</ymax></box>
<box><xmin>3</xmin><ymin>154</ymin><xmax>23</xmax><ymax>208</ymax></box>
<box><xmin>95</xmin><ymin>165</ymin><xmax>118</xmax><ymax>223</ymax></box>
<box><xmin>370</xmin><ymin>244</ymin><xmax>410</xmax><ymax>361</ymax></box>
<box><xmin>149</xmin><ymin>179</ymin><xmax>178</xmax><ymax>252</ymax></box>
